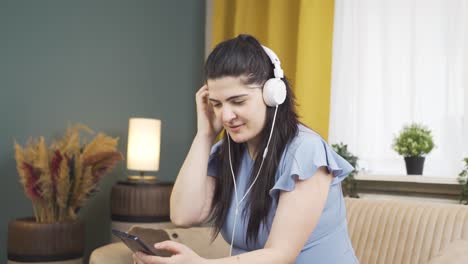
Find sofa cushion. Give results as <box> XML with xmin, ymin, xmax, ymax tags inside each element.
<box><xmin>130</xmin><ymin>226</ymin><xmax>230</xmax><ymax>259</ymax></box>
<box><xmin>89</xmin><ymin>242</ymin><xmax>132</xmax><ymax>264</ymax></box>
<box><xmin>90</xmin><ymin>227</ymin><xmax>229</xmax><ymax>264</ymax></box>
<box><xmin>427</xmin><ymin>239</ymin><xmax>468</xmax><ymax>264</ymax></box>
<box><xmin>158</xmin><ymin>227</ymin><xmax>230</xmax><ymax>259</ymax></box>
<box><xmin>345</xmin><ymin>198</ymin><xmax>468</xmax><ymax>264</ymax></box>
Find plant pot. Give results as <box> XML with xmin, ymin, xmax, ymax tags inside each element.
<box><xmin>7</xmin><ymin>217</ymin><xmax>85</xmax><ymax>264</ymax></box>
<box><xmin>404</xmin><ymin>156</ymin><xmax>425</xmax><ymax>175</ymax></box>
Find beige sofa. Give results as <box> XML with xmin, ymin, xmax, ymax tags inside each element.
<box><xmin>90</xmin><ymin>198</ymin><xmax>468</xmax><ymax>264</ymax></box>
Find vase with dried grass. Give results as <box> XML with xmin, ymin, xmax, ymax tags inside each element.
<box><xmin>8</xmin><ymin>124</ymin><xmax>123</xmax><ymax>264</ymax></box>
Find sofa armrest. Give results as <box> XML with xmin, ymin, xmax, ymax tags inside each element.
<box><xmin>428</xmin><ymin>240</ymin><xmax>468</xmax><ymax>264</ymax></box>
<box><xmin>89</xmin><ymin>242</ymin><xmax>133</xmax><ymax>264</ymax></box>
<box><xmin>90</xmin><ymin>226</ymin><xmax>230</xmax><ymax>263</ymax></box>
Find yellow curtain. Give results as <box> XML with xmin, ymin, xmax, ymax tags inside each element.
<box><xmin>211</xmin><ymin>0</ymin><xmax>335</xmax><ymax>140</ymax></box>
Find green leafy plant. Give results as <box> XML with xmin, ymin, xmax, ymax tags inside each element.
<box><xmin>392</xmin><ymin>123</ymin><xmax>435</xmax><ymax>157</ymax></box>
<box><xmin>332</xmin><ymin>142</ymin><xmax>359</xmax><ymax>198</ymax></box>
<box><xmin>457</xmin><ymin>158</ymin><xmax>468</xmax><ymax>205</ymax></box>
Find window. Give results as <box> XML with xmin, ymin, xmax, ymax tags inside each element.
<box><xmin>329</xmin><ymin>0</ymin><xmax>467</xmax><ymax>177</ymax></box>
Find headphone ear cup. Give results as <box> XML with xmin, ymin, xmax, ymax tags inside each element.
<box><xmin>263</xmin><ymin>78</ymin><xmax>286</xmax><ymax>107</ymax></box>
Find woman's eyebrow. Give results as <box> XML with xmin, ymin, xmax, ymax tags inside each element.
<box><xmin>208</xmin><ymin>94</ymin><xmax>248</xmax><ymax>103</ymax></box>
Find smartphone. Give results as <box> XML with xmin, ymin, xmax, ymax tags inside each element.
<box><xmin>111</xmin><ymin>229</ymin><xmax>157</xmax><ymax>255</ymax></box>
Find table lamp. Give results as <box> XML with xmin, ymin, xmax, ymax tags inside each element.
<box><xmin>126</xmin><ymin>118</ymin><xmax>161</xmax><ymax>182</ymax></box>
<box><xmin>110</xmin><ymin>117</ymin><xmax>174</xmax><ymax>238</ymax></box>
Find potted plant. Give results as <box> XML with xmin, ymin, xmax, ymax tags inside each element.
<box><xmin>8</xmin><ymin>124</ymin><xmax>123</xmax><ymax>263</ymax></box>
<box><xmin>392</xmin><ymin>123</ymin><xmax>435</xmax><ymax>175</ymax></box>
<box><xmin>457</xmin><ymin>158</ymin><xmax>468</xmax><ymax>205</ymax></box>
<box><xmin>332</xmin><ymin>142</ymin><xmax>359</xmax><ymax>198</ymax></box>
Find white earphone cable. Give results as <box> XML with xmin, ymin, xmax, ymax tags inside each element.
<box><xmin>227</xmin><ymin>105</ymin><xmax>279</xmax><ymax>256</ymax></box>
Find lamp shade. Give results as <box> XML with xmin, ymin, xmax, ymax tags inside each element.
<box><xmin>127</xmin><ymin>118</ymin><xmax>161</xmax><ymax>171</ymax></box>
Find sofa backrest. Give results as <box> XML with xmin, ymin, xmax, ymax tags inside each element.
<box><xmin>345</xmin><ymin>198</ymin><xmax>468</xmax><ymax>264</ymax></box>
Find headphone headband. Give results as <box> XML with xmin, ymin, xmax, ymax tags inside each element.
<box><xmin>261</xmin><ymin>45</ymin><xmax>284</xmax><ymax>79</ymax></box>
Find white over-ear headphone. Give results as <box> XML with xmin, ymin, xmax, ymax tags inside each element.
<box><xmin>261</xmin><ymin>45</ymin><xmax>287</xmax><ymax>107</ymax></box>
<box><xmin>226</xmin><ymin>45</ymin><xmax>284</xmax><ymax>256</ymax></box>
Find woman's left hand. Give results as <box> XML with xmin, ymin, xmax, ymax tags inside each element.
<box><xmin>132</xmin><ymin>240</ymin><xmax>208</xmax><ymax>264</ymax></box>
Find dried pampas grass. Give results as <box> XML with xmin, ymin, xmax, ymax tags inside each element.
<box><xmin>14</xmin><ymin>124</ymin><xmax>123</xmax><ymax>222</ymax></box>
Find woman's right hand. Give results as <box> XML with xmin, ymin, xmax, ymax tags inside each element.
<box><xmin>195</xmin><ymin>84</ymin><xmax>223</xmax><ymax>140</ymax></box>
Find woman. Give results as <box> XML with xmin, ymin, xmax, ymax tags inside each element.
<box><xmin>133</xmin><ymin>34</ymin><xmax>359</xmax><ymax>264</ymax></box>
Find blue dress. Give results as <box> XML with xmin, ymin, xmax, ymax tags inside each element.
<box><xmin>208</xmin><ymin>124</ymin><xmax>359</xmax><ymax>264</ymax></box>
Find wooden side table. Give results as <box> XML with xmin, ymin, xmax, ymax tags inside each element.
<box><xmin>110</xmin><ymin>181</ymin><xmax>174</xmax><ymax>242</ymax></box>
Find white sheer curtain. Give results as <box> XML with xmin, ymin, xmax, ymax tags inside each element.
<box><xmin>329</xmin><ymin>0</ymin><xmax>468</xmax><ymax>177</ymax></box>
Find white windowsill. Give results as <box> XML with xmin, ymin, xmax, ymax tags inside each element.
<box><xmin>355</xmin><ymin>173</ymin><xmax>460</xmax><ymax>185</ymax></box>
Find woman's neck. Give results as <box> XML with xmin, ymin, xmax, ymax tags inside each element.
<box><xmin>247</xmin><ymin>144</ymin><xmax>256</xmax><ymax>160</ymax></box>
<box><xmin>247</xmin><ymin>137</ymin><xmax>260</xmax><ymax>160</ymax></box>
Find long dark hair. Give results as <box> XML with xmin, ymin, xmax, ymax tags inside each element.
<box><xmin>205</xmin><ymin>34</ymin><xmax>299</xmax><ymax>246</ymax></box>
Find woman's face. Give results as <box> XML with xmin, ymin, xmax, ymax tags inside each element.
<box><xmin>207</xmin><ymin>76</ymin><xmax>267</xmax><ymax>145</ymax></box>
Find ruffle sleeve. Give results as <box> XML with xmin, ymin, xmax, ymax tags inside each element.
<box><xmin>207</xmin><ymin>140</ymin><xmax>223</xmax><ymax>177</ymax></box>
<box><xmin>269</xmin><ymin>136</ymin><xmax>354</xmax><ymax>198</ymax></box>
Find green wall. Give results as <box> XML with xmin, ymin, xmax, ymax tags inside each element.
<box><xmin>0</xmin><ymin>0</ymin><xmax>205</xmax><ymax>261</ymax></box>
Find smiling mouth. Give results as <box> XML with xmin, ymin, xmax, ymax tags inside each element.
<box><xmin>227</xmin><ymin>124</ymin><xmax>244</xmax><ymax>131</ymax></box>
